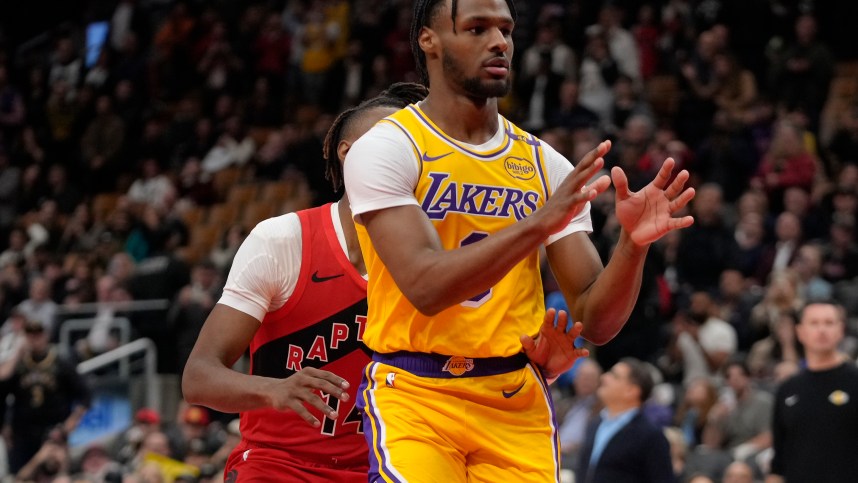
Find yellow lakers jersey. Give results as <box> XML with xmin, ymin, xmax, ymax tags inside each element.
<box><xmin>357</xmin><ymin>104</ymin><xmax>552</xmax><ymax>358</ymax></box>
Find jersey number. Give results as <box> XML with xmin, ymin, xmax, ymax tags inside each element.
<box><xmin>460</xmin><ymin>232</ymin><xmax>492</xmax><ymax>307</ymax></box>
<box><xmin>320</xmin><ymin>393</ymin><xmax>363</xmax><ymax>436</ymax></box>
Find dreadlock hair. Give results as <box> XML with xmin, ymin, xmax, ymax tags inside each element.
<box><xmin>323</xmin><ymin>82</ymin><xmax>429</xmax><ymax>192</ymax></box>
<box><xmin>410</xmin><ymin>0</ymin><xmax>518</xmax><ymax>86</ymax></box>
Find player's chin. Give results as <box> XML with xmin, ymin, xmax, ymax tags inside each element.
<box><xmin>482</xmin><ymin>79</ymin><xmax>511</xmax><ymax>98</ymax></box>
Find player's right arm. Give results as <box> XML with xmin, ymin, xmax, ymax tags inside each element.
<box><xmin>182</xmin><ymin>218</ymin><xmax>350</xmax><ymax>427</ymax></box>
<box><xmin>345</xmin><ymin>131</ymin><xmax>611</xmax><ymax>316</ymax></box>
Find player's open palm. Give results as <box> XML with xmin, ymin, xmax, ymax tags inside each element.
<box><xmin>268</xmin><ymin>367</ymin><xmax>350</xmax><ymax>427</ymax></box>
<box><xmin>613</xmin><ymin>158</ymin><xmax>695</xmax><ymax>246</ymax></box>
<box><xmin>521</xmin><ymin>308</ymin><xmax>589</xmax><ymax>380</ymax></box>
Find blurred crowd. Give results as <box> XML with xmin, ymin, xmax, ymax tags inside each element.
<box><xmin>0</xmin><ymin>0</ymin><xmax>855</xmax><ymax>481</ymax></box>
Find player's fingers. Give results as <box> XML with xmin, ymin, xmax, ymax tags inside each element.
<box><xmin>669</xmin><ymin>187</ymin><xmax>696</xmax><ymax>213</ymax></box>
<box><xmin>520</xmin><ymin>333</ymin><xmax>537</xmax><ymax>352</ymax></box>
<box><xmin>301</xmin><ymin>367</ymin><xmax>350</xmax><ymax>390</ymax></box>
<box><xmin>565</xmin><ymin>156</ymin><xmax>606</xmax><ymax>194</ymax></box>
<box><xmin>664</xmin><ymin>169</ymin><xmax>690</xmax><ymax>200</ymax></box>
<box><xmin>588</xmin><ymin>174</ymin><xmax>612</xmax><ymax>196</ymax></box>
<box><xmin>574</xmin><ymin>348</ymin><xmax>590</xmax><ymax>358</ymax></box>
<box><xmin>543</xmin><ymin>308</ymin><xmax>557</xmax><ymax>328</ymax></box>
<box><xmin>297</xmin><ymin>392</ymin><xmax>339</xmax><ymax>419</ymax></box>
<box><xmin>288</xmin><ymin>402</ymin><xmax>322</xmax><ymax>427</ymax></box>
<box><xmin>611</xmin><ymin>167</ymin><xmax>630</xmax><ymax>200</ymax></box>
<box><xmin>554</xmin><ymin>310</ymin><xmax>569</xmax><ymax>334</ymax></box>
<box><xmin>576</xmin><ymin>140</ymin><xmax>611</xmax><ymax>171</ymax></box>
<box><xmin>567</xmin><ymin>321</ymin><xmax>584</xmax><ymax>338</ymax></box>
<box><xmin>651</xmin><ymin>158</ymin><xmax>676</xmax><ymax>190</ymax></box>
<box><xmin>669</xmin><ymin>215</ymin><xmax>695</xmax><ymax>231</ymax></box>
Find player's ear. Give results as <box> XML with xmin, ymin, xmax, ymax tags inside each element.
<box><xmin>418</xmin><ymin>26</ymin><xmax>439</xmax><ymax>57</ymax></box>
<box><xmin>337</xmin><ymin>140</ymin><xmax>352</xmax><ymax>164</ymax></box>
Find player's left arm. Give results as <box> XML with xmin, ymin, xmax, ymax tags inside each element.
<box><xmin>547</xmin><ymin>157</ymin><xmax>695</xmax><ymax>345</ymax></box>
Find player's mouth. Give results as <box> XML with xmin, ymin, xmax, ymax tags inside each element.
<box><xmin>482</xmin><ymin>57</ymin><xmax>510</xmax><ymax>77</ymax></box>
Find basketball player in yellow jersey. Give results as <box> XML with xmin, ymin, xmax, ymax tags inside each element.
<box><xmin>343</xmin><ymin>0</ymin><xmax>697</xmax><ymax>481</ymax></box>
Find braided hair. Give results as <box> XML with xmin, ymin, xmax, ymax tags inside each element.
<box><xmin>323</xmin><ymin>82</ymin><xmax>429</xmax><ymax>192</ymax></box>
<box><xmin>410</xmin><ymin>0</ymin><xmax>518</xmax><ymax>86</ymax></box>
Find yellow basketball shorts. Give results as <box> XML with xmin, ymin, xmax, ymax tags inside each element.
<box><xmin>356</xmin><ymin>351</ymin><xmax>561</xmax><ymax>483</ymax></box>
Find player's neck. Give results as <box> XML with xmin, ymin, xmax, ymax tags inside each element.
<box><xmin>419</xmin><ymin>92</ymin><xmax>500</xmax><ymax>145</ymax></box>
<box><xmin>337</xmin><ymin>196</ymin><xmax>366</xmax><ymax>275</ymax></box>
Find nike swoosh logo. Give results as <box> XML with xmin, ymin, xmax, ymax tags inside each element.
<box><xmin>311</xmin><ymin>271</ymin><xmax>344</xmax><ymax>283</ymax></box>
<box><xmin>422</xmin><ymin>151</ymin><xmax>453</xmax><ymax>162</ymax></box>
<box><xmin>502</xmin><ymin>382</ymin><xmax>525</xmax><ymax>398</ymax></box>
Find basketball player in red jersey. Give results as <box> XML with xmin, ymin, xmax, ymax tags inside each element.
<box><xmin>181</xmin><ymin>83</ymin><xmax>429</xmax><ymax>482</ymax></box>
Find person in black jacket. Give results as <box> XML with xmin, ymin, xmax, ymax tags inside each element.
<box><xmin>767</xmin><ymin>302</ymin><xmax>858</xmax><ymax>483</ymax></box>
<box><xmin>576</xmin><ymin>358</ymin><xmax>675</xmax><ymax>483</ymax></box>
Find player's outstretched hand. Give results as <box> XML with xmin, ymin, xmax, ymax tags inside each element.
<box><xmin>521</xmin><ymin>308</ymin><xmax>589</xmax><ymax>381</ymax></box>
<box><xmin>539</xmin><ymin>141</ymin><xmax>613</xmax><ymax>236</ymax></box>
<box><xmin>267</xmin><ymin>367</ymin><xmax>351</xmax><ymax>427</ymax></box>
<box><xmin>612</xmin><ymin>157</ymin><xmax>695</xmax><ymax>246</ymax></box>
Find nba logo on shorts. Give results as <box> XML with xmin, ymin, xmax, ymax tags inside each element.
<box><xmin>442</xmin><ymin>356</ymin><xmax>474</xmax><ymax>376</ymax></box>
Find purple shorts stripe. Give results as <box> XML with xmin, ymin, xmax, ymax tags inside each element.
<box><xmin>371</xmin><ymin>351</ymin><xmax>529</xmax><ymax>378</ymax></box>
<box><xmin>530</xmin><ymin>365</ymin><xmax>561</xmax><ymax>482</ymax></box>
<box><xmin>359</xmin><ymin>362</ymin><xmax>404</xmax><ymax>483</ymax></box>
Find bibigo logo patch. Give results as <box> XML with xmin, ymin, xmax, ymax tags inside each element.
<box><xmin>442</xmin><ymin>356</ymin><xmax>474</xmax><ymax>376</ymax></box>
<box><xmin>504</xmin><ymin>157</ymin><xmax>536</xmax><ymax>180</ymax></box>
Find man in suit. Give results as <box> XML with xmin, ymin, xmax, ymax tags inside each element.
<box><xmin>576</xmin><ymin>358</ymin><xmax>676</xmax><ymax>483</ymax></box>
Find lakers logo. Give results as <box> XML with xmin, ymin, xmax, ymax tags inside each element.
<box><xmin>829</xmin><ymin>390</ymin><xmax>850</xmax><ymax>406</ymax></box>
<box><xmin>504</xmin><ymin>157</ymin><xmax>536</xmax><ymax>180</ymax></box>
<box><xmin>442</xmin><ymin>356</ymin><xmax>474</xmax><ymax>376</ymax></box>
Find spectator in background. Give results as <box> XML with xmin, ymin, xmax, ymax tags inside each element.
<box><xmin>752</xmin><ymin>120</ymin><xmax>817</xmax><ymax>213</ymax></box>
<box><xmin>48</xmin><ymin>37</ymin><xmax>82</xmax><ymax>95</ymax></box>
<box><xmin>169</xmin><ymin>260</ymin><xmax>222</xmax><ymax>375</ymax></box>
<box><xmin>769</xmin><ymin>14</ymin><xmax>834</xmax><ymax>132</ymax></box>
<box><xmin>0</xmin><ymin>319</ymin><xmax>91</xmax><ymax>473</ymax></box>
<box><xmin>820</xmin><ymin>214</ymin><xmax>858</xmax><ymax>283</ymax></box>
<box><xmin>723</xmin><ymin>461</ymin><xmax>755</xmax><ymax>483</ymax></box>
<box><xmin>676</xmin><ymin>30</ymin><xmax>719</xmax><ymax>147</ymax></box>
<box><xmin>755</xmin><ymin>211</ymin><xmax>803</xmax><ymax>284</ymax></box>
<box><xmin>112</xmin><ymin>407</ymin><xmax>162</xmax><ymax>466</ymax></box>
<box><xmin>748</xmin><ymin>309</ymin><xmax>802</xmax><ymax>381</ymax></box>
<box><xmin>208</xmin><ymin>224</ymin><xmax>245</xmax><ymax>275</ymax></box>
<box><xmin>71</xmin><ymin>443</ymin><xmax>121</xmax><ymax>482</ymax></box>
<box><xmin>200</xmin><ymin>116</ymin><xmax>255</xmax><ymax>175</ymax></box>
<box><xmin>549</xmin><ymin>80</ymin><xmax>600</xmax><ymax>133</ymax></box>
<box><xmin>0</xmin><ymin>65</ymin><xmax>26</xmax><ymax>140</ymax></box>
<box><xmin>673</xmin><ymin>376</ymin><xmax>720</xmax><ymax>449</ymax></box>
<box><xmin>587</xmin><ymin>4</ymin><xmax>641</xmax><ymax>83</ymax></box>
<box><xmin>789</xmin><ymin>243</ymin><xmax>833</xmax><ymax>302</ymax></box>
<box><xmin>559</xmin><ymin>359</ymin><xmax>603</xmax><ymax>464</ymax></box>
<box><xmin>578</xmin><ymin>31</ymin><xmax>619</xmax><ymax>126</ymax></box>
<box><xmin>748</xmin><ymin>270</ymin><xmax>804</xmax><ymax>344</ymax></box>
<box><xmin>694</xmin><ymin>111</ymin><xmax>757</xmax><ymax>203</ymax></box>
<box><xmin>576</xmin><ymin>358</ymin><xmax>675</xmax><ymax>483</ymax></box>
<box><xmin>710</xmin><ymin>360</ymin><xmax>773</xmax><ymax>461</ymax></box>
<box><xmin>768</xmin><ymin>302</ymin><xmax>858</xmax><ymax>483</ymax></box>
<box><xmin>127</xmin><ymin>158</ymin><xmax>176</xmax><ymax>212</ymax></box>
<box><xmin>518</xmin><ymin>50</ymin><xmax>564</xmax><ymax>132</ymax></box>
<box><xmin>631</xmin><ymin>4</ymin><xmax>660</xmax><ymax>81</ymax></box>
<box><xmin>671</xmin><ymin>291</ymin><xmax>738</xmax><ymax>384</ymax></box>
<box><xmin>15</xmin><ymin>427</ymin><xmax>72</xmax><ymax>482</ymax></box>
<box><xmin>521</xmin><ymin>21</ymin><xmax>577</xmax><ymax>81</ymax></box>
<box><xmin>711</xmin><ymin>53</ymin><xmax>758</xmax><ymax>124</ymax></box>
<box><xmin>80</xmin><ymin>95</ymin><xmax>126</xmax><ymax>194</ymax></box>
<box><xmin>676</xmin><ymin>183</ymin><xmax>738</xmax><ymax>293</ymax></box>
<box><xmin>15</xmin><ymin>276</ymin><xmax>57</xmax><ymax>337</ymax></box>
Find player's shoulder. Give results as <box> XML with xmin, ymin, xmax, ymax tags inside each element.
<box><xmin>250</xmin><ymin>211</ymin><xmax>302</xmax><ymax>240</ymax></box>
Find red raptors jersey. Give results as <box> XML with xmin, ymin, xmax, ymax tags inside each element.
<box><xmin>238</xmin><ymin>204</ymin><xmax>370</xmax><ymax>467</ymax></box>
